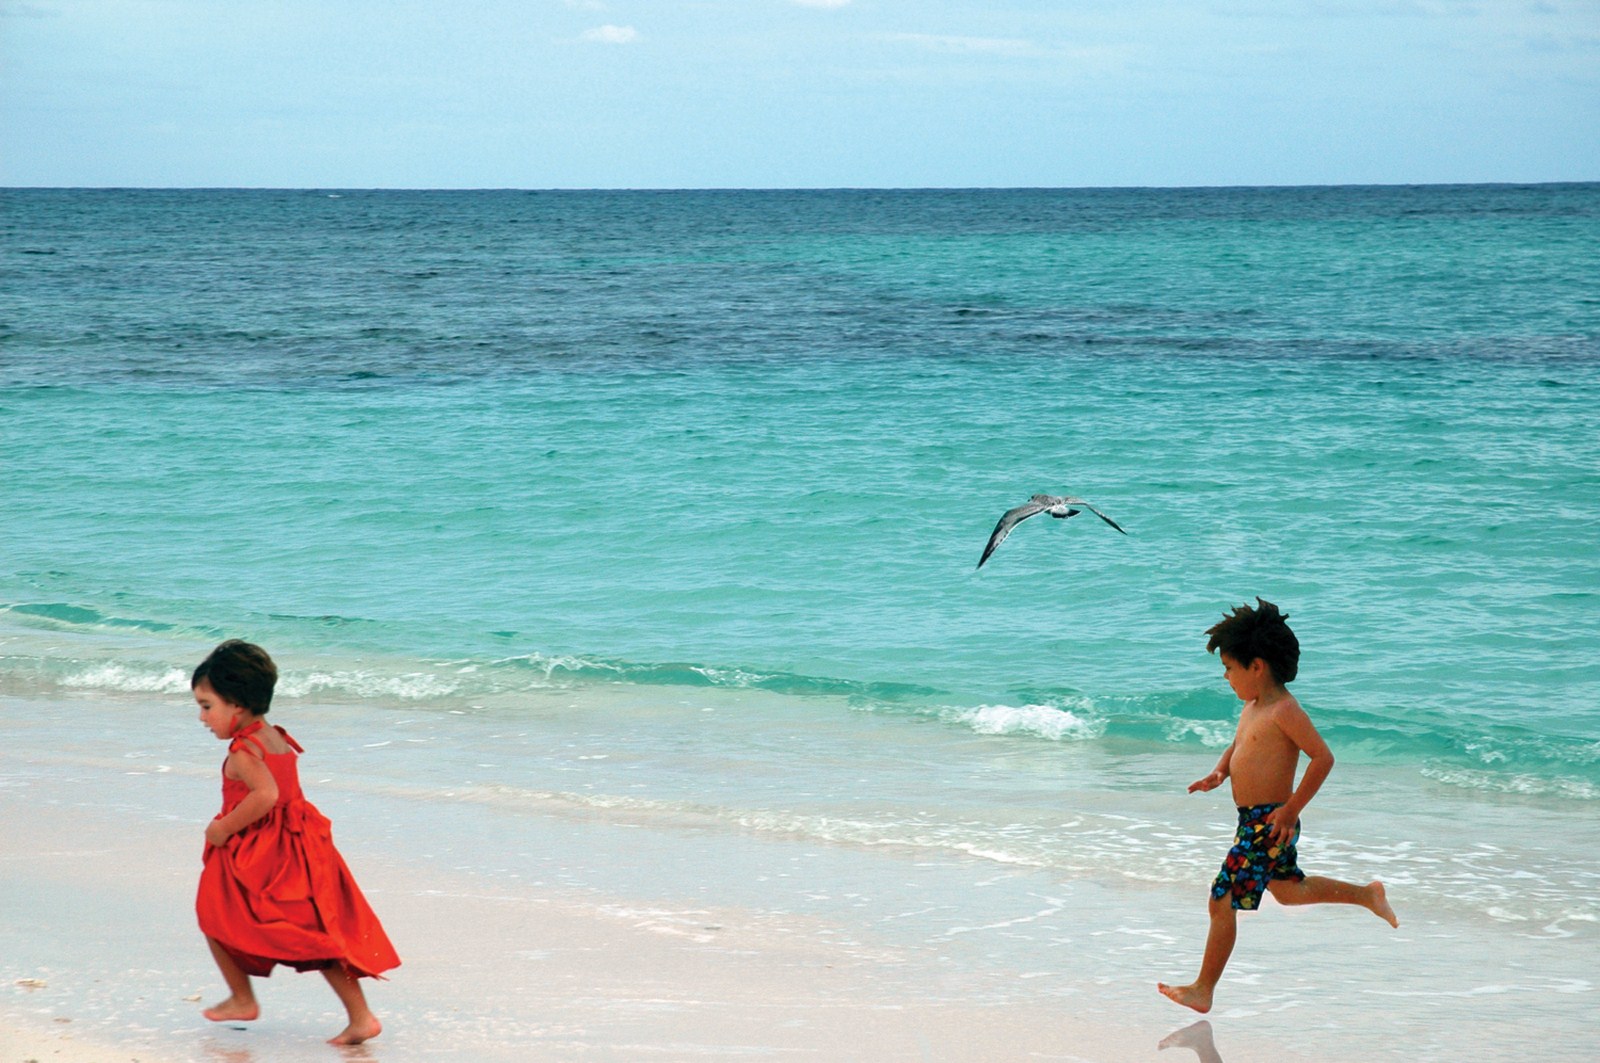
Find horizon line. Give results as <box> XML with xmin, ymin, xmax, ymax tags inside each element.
<box><xmin>3</xmin><ymin>180</ymin><xmax>1598</xmax><ymax>194</ymax></box>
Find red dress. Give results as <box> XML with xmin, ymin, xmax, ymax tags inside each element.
<box><xmin>196</xmin><ymin>721</ymin><xmax>400</xmax><ymax>979</ymax></box>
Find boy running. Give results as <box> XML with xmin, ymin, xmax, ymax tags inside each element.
<box><xmin>1159</xmin><ymin>599</ymin><xmax>1397</xmax><ymax>1013</ymax></box>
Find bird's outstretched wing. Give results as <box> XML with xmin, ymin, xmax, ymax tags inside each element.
<box><xmin>1061</xmin><ymin>497</ymin><xmax>1128</xmax><ymax>535</ymax></box>
<box><xmin>977</xmin><ymin>500</ymin><xmax>1051</xmax><ymax>568</ymax></box>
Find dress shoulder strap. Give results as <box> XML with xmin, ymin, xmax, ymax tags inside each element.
<box><xmin>274</xmin><ymin>725</ymin><xmax>305</xmax><ymax>754</ymax></box>
<box><xmin>228</xmin><ymin>727</ymin><xmax>270</xmax><ymax>760</ymax></box>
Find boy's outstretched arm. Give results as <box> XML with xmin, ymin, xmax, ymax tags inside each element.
<box><xmin>1265</xmin><ymin>702</ymin><xmax>1334</xmax><ymax>843</ymax></box>
<box><xmin>1188</xmin><ymin>743</ymin><xmax>1234</xmax><ymax>793</ymax></box>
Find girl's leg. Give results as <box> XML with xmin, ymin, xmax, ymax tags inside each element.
<box><xmin>203</xmin><ymin>938</ymin><xmax>260</xmax><ymax>1022</ymax></box>
<box><xmin>321</xmin><ymin>965</ymin><xmax>382</xmax><ymax>1045</ymax></box>
<box><xmin>1268</xmin><ymin>876</ymin><xmax>1399</xmax><ymax>927</ymax></box>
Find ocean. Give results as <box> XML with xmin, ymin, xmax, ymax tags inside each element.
<box><xmin>3</xmin><ymin>185</ymin><xmax>1599</xmax><ymax>1059</ymax></box>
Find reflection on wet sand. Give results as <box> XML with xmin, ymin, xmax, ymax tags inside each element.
<box><xmin>202</xmin><ymin>1036</ymin><xmax>377</xmax><ymax>1062</ymax></box>
<box><xmin>202</xmin><ymin>1041</ymin><xmax>255</xmax><ymax>1063</ymax></box>
<box><xmin>1159</xmin><ymin>1019</ymin><xmax>1223</xmax><ymax>1063</ymax></box>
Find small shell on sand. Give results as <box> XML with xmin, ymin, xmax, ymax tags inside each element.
<box><xmin>14</xmin><ymin>978</ymin><xmax>47</xmax><ymax>990</ymax></box>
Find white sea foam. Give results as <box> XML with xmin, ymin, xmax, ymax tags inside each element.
<box><xmin>38</xmin><ymin>654</ymin><xmax>467</xmax><ymax>704</ymax></box>
<box><xmin>943</xmin><ymin>703</ymin><xmax>1105</xmax><ymax>742</ymax></box>
<box><xmin>59</xmin><ymin>663</ymin><xmax>188</xmax><ymax>694</ymax></box>
<box><xmin>689</xmin><ymin>665</ymin><xmax>770</xmax><ymax>687</ymax></box>
<box><xmin>1163</xmin><ymin>718</ymin><xmax>1235</xmax><ymax>748</ymax></box>
<box><xmin>277</xmin><ymin>670</ymin><xmax>461</xmax><ymax>701</ymax></box>
<box><xmin>496</xmin><ymin>652</ymin><xmax>609</xmax><ymax>681</ymax></box>
<box><xmin>1421</xmin><ymin>765</ymin><xmax>1599</xmax><ymax>800</ymax></box>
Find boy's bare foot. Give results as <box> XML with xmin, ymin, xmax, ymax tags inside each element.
<box><xmin>1157</xmin><ymin>981</ymin><xmax>1213</xmax><ymax>1014</ymax></box>
<box><xmin>202</xmin><ymin>995</ymin><xmax>259</xmax><ymax>1022</ymax></box>
<box><xmin>328</xmin><ymin>1015</ymin><xmax>382</xmax><ymax>1045</ymax></box>
<box><xmin>1369</xmin><ymin>881</ymin><xmax>1399</xmax><ymax>927</ymax></box>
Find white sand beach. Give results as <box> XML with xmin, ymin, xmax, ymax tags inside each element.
<box><xmin>4</xmin><ymin>689</ymin><xmax>1594</xmax><ymax>1062</ymax></box>
<box><xmin>0</xmin><ymin>776</ymin><xmax>1233</xmax><ymax>1063</ymax></box>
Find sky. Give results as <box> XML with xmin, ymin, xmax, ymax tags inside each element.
<box><xmin>2</xmin><ymin>0</ymin><xmax>1597</xmax><ymax>188</ymax></box>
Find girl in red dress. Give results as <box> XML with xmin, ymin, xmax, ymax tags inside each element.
<box><xmin>192</xmin><ymin>640</ymin><xmax>400</xmax><ymax>1045</ymax></box>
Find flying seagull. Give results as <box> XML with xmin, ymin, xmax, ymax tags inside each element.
<box><xmin>977</xmin><ymin>494</ymin><xmax>1127</xmax><ymax>569</ymax></box>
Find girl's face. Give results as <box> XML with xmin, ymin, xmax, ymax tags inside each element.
<box><xmin>195</xmin><ymin>678</ymin><xmax>246</xmax><ymax>739</ymax></box>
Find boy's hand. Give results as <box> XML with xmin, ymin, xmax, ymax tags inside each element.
<box><xmin>1265</xmin><ymin>804</ymin><xmax>1298</xmax><ymax>845</ymax></box>
<box><xmin>1188</xmin><ymin>771</ymin><xmax>1226</xmax><ymax>793</ymax></box>
<box><xmin>204</xmin><ymin>819</ymin><xmax>233</xmax><ymax>848</ymax></box>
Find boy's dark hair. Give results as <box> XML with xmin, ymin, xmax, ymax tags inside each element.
<box><xmin>192</xmin><ymin>639</ymin><xmax>278</xmax><ymax>714</ymax></box>
<box><xmin>1205</xmin><ymin>598</ymin><xmax>1299</xmax><ymax>684</ymax></box>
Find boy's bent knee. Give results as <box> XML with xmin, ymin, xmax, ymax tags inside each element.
<box><xmin>1266</xmin><ymin>878</ymin><xmax>1300</xmax><ymax>902</ymax></box>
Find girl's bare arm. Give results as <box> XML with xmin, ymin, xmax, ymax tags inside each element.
<box><xmin>206</xmin><ymin>750</ymin><xmax>279</xmax><ymax>846</ymax></box>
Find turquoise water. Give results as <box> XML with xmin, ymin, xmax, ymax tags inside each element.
<box><xmin>6</xmin><ymin>188</ymin><xmax>1600</xmax><ymax>1058</ymax></box>
<box><xmin>4</xmin><ymin>186</ymin><xmax>1598</xmax><ymax>791</ymax></box>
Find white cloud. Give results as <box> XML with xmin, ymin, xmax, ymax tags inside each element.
<box><xmin>0</xmin><ymin>1</ymin><xmax>57</xmax><ymax>17</ymax></box>
<box><xmin>582</xmin><ymin>24</ymin><xmax>639</xmax><ymax>44</ymax></box>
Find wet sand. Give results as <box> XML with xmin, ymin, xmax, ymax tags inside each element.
<box><xmin>1</xmin><ymin>792</ymin><xmax>1215</xmax><ymax>1063</ymax></box>
<box><xmin>0</xmin><ymin>693</ymin><xmax>1340</xmax><ymax>1063</ymax></box>
<box><xmin>5</xmin><ymin>691</ymin><xmax>1588</xmax><ymax>1061</ymax></box>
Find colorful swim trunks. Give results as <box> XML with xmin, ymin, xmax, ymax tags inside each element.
<box><xmin>1211</xmin><ymin>802</ymin><xmax>1305</xmax><ymax>910</ymax></box>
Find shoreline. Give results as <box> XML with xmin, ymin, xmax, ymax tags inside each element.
<box><xmin>5</xmin><ymin>689</ymin><xmax>1597</xmax><ymax>1060</ymax></box>
<box><xmin>0</xmin><ymin>788</ymin><xmax>1236</xmax><ymax>1063</ymax></box>
<box><xmin>1</xmin><ymin>691</ymin><xmax>1331</xmax><ymax>1063</ymax></box>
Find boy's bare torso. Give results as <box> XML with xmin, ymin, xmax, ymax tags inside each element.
<box><xmin>1227</xmin><ymin>694</ymin><xmax>1302</xmax><ymax>806</ymax></box>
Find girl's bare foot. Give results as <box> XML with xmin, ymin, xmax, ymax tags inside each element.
<box><xmin>1369</xmin><ymin>881</ymin><xmax>1399</xmax><ymax>927</ymax></box>
<box><xmin>328</xmin><ymin>1014</ymin><xmax>382</xmax><ymax>1045</ymax></box>
<box><xmin>1157</xmin><ymin>981</ymin><xmax>1213</xmax><ymax>1014</ymax></box>
<box><xmin>202</xmin><ymin>995</ymin><xmax>259</xmax><ymax>1022</ymax></box>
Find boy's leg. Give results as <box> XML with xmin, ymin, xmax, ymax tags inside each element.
<box><xmin>1158</xmin><ymin>895</ymin><xmax>1237</xmax><ymax>1013</ymax></box>
<box><xmin>1267</xmin><ymin>876</ymin><xmax>1399</xmax><ymax>927</ymax></box>
<box><xmin>202</xmin><ymin>937</ymin><xmax>260</xmax><ymax>1022</ymax></box>
<box><xmin>321</xmin><ymin>965</ymin><xmax>383</xmax><ymax>1045</ymax></box>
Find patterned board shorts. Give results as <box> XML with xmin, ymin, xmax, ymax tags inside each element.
<box><xmin>1211</xmin><ymin>802</ymin><xmax>1306</xmax><ymax>910</ymax></box>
